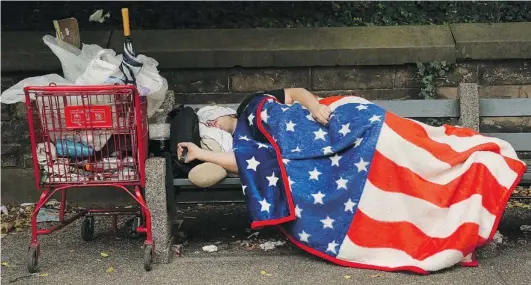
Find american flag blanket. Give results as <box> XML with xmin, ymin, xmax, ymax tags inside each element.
<box><xmin>233</xmin><ymin>94</ymin><xmax>526</xmax><ymax>274</ymax></box>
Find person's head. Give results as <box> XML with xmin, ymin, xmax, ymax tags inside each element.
<box><xmin>197</xmin><ymin>105</ymin><xmax>238</xmax><ymax>134</ymax></box>
<box><xmin>205</xmin><ymin>114</ymin><xmax>237</xmax><ymax>134</ymax></box>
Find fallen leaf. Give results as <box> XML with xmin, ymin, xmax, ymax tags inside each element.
<box><xmin>39</xmin><ymin>273</ymin><xmax>49</xmax><ymax>277</ymax></box>
<box><xmin>1</xmin><ymin>261</ymin><xmax>10</xmax><ymax>267</ymax></box>
<box><xmin>344</xmin><ymin>275</ymin><xmax>351</xmax><ymax>279</ymax></box>
<box><xmin>101</xmin><ymin>252</ymin><xmax>109</xmax><ymax>257</ymax></box>
<box><xmin>106</xmin><ymin>267</ymin><xmax>114</xmax><ymax>273</ymax></box>
<box><xmin>1</xmin><ymin>222</ymin><xmax>12</xmax><ymax>233</ymax></box>
<box><xmin>370</xmin><ymin>274</ymin><xmax>382</xmax><ymax>278</ymax></box>
<box><xmin>260</xmin><ymin>270</ymin><xmax>272</xmax><ymax>276</ymax></box>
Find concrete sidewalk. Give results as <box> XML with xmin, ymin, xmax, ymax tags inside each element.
<box><xmin>1</xmin><ymin>213</ymin><xmax>530</xmax><ymax>285</ymax></box>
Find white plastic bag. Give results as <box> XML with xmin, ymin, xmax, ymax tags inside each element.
<box><xmin>76</xmin><ymin>49</ymin><xmax>168</xmax><ymax>117</ymax></box>
<box><xmin>74</xmin><ymin>50</ymin><xmax>122</xmax><ymax>85</ymax></box>
<box><xmin>0</xmin><ymin>74</ymin><xmax>71</xmax><ymax>104</ymax></box>
<box><xmin>42</xmin><ymin>35</ymin><xmax>105</xmax><ymax>82</ymax></box>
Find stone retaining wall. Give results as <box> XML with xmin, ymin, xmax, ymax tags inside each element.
<box><xmin>1</xmin><ymin>23</ymin><xmax>530</xmax><ymax>203</ymax></box>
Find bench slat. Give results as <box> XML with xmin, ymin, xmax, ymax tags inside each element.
<box><xmin>480</xmin><ymin>99</ymin><xmax>531</xmax><ymax>117</ymax></box>
<box><xmin>185</xmin><ymin>99</ymin><xmax>459</xmax><ymax>118</ymax></box>
<box><xmin>373</xmin><ymin>100</ymin><xmax>459</xmax><ymax>118</ymax></box>
<box><xmin>523</xmin><ymin>171</ymin><xmax>531</xmax><ymax>183</ymax></box>
<box><xmin>484</xmin><ymin>133</ymin><xmax>531</xmax><ymax>152</ymax></box>
<box><xmin>175</xmin><ymin>167</ymin><xmax>530</xmax><ymax>187</ymax></box>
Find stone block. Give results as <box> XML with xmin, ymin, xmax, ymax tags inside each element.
<box><xmin>148</xmin><ymin>90</ymin><xmax>175</xmax><ymax>125</ymax></box>
<box><xmin>394</xmin><ymin>62</ymin><xmax>479</xmax><ymax>90</ymax></box>
<box><xmin>314</xmin><ymin>88</ymin><xmax>420</xmax><ymax>101</ymax></box>
<box><xmin>145</xmin><ymin>157</ymin><xmax>173</xmax><ymax>264</ymax></box>
<box><xmin>174</xmin><ymin>93</ymin><xmax>249</xmax><ymax>105</ymax></box>
<box><xmin>22</xmin><ymin>153</ymin><xmax>33</xmax><ymax>169</ymax></box>
<box><xmin>13</xmin><ymin>102</ymin><xmax>27</xmax><ymax>119</ymax></box>
<box><xmin>451</xmin><ymin>23</ymin><xmax>531</xmax><ymax>60</ymax></box>
<box><xmin>1</xmin><ymin>31</ymin><xmax>112</xmax><ymax>72</ymax></box>
<box><xmin>1</xmin><ymin>144</ymin><xmax>20</xmax><ymax>155</ymax></box>
<box><xmin>479</xmin><ymin>85</ymin><xmax>531</xmax><ymax>99</ymax></box>
<box><xmin>0</xmin><ymin>169</ymin><xmax>40</xmax><ymax>204</ymax></box>
<box><xmin>393</xmin><ymin>66</ymin><xmax>422</xmax><ymax>89</ymax></box>
<box><xmin>1</xmin><ymin>155</ymin><xmax>18</xmax><ymax>168</ymax></box>
<box><xmin>229</xmin><ymin>68</ymin><xmax>309</xmax><ymax>92</ymax></box>
<box><xmin>444</xmin><ymin>62</ymin><xmax>479</xmax><ymax>86</ymax></box>
<box><xmin>1</xmin><ymin>119</ymin><xmax>30</xmax><ymax>144</ymax></box>
<box><xmin>162</xmin><ymin>70</ymin><xmax>229</xmax><ymax>93</ymax></box>
<box><xmin>478</xmin><ymin>60</ymin><xmax>531</xmax><ymax>86</ymax></box>
<box><xmin>437</xmin><ymin>87</ymin><xmax>458</xmax><ymax>99</ymax></box>
<box><xmin>480</xmin><ymin>117</ymin><xmax>531</xmax><ymax>133</ymax></box>
<box><xmin>108</xmin><ymin>25</ymin><xmax>455</xmax><ymax>68</ymax></box>
<box><xmin>457</xmin><ymin>83</ymin><xmax>480</xmax><ymax>131</ymax></box>
<box><xmin>311</xmin><ymin>66</ymin><xmax>395</xmax><ymax>91</ymax></box>
<box><xmin>1</xmin><ymin>104</ymin><xmax>13</xmax><ymax>121</ymax></box>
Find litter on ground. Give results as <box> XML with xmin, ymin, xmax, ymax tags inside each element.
<box><xmin>259</xmin><ymin>240</ymin><xmax>286</xmax><ymax>251</ymax></box>
<box><xmin>202</xmin><ymin>245</ymin><xmax>218</xmax><ymax>252</ymax></box>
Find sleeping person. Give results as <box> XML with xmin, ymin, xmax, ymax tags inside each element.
<box><xmin>178</xmin><ymin>88</ymin><xmax>329</xmax><ymax>173</ymax></box>
<box><xmin>177</xmin><ymin>87</ymin><xmax>526</xmax><ymax>274</ymax></box>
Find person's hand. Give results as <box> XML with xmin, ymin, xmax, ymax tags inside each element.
<box><xmin>310</xmin><ymin>104</ymin><xmax>332</xmax><ymax>125</ymax></box>
<box><xmin>177</xmin><ymin>142</ymin><xmax>204</xmax><ymax>163</ymax></box>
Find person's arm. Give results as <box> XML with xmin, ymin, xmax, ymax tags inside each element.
<box><xmin>199</xmin><ymin>151</ymin><xmax>239</xmax><ymax>174</ymax></box>
<box><xmin>284</xmin><ymin>88</ymin><xmax>331</xmax><ymax>124</ymax></box>
<box><xmin>178</xmin><ymin>142</ymin><xmax>239</xmax><ymax>174</ymax></box>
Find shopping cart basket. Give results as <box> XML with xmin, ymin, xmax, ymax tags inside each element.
<box><xmin>23</xmin><ymin>84</ymin><xmax>154</xmax><ymax>272</ymax></box>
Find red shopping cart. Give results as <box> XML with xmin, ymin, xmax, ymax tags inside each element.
<box><xmin>23</xmin><ymin>84</ymin><xmax>153</xmax><ymax>272</ymax></box>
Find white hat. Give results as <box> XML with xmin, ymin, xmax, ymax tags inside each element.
<box><xmin>196</xmin><ymin>105</ymin><xmax>237</xmax><ymax>124</ymax></box>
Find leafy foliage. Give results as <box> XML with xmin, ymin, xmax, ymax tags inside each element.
<box><xmin>1</xmin><ymin>1</ymin><xmax>530</xmax><ymax>31</ymax></box>
<box><xmin>415</xmin><ymin>61</ymin><xmax>454</xmax><ymax>100</ymax></box>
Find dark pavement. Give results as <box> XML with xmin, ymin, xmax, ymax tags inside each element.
<box><xmin>1</xmin><ymin>204</ymin><xmax>531</xmax><ymax>285</ymax></box>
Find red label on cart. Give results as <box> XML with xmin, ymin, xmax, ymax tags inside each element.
<box><xmin>64</xmin><ymin>105</ymin><xmax>113</xmax><ymax>129</ymax></box>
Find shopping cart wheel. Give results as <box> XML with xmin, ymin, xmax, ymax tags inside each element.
<box><xmin>143</xmin><ymin>245</ymin><xmax>153</xmax><ymax>271</ymax></box>
<box><xmin>81</xmin><ymin>216</ymin><xmax>95</xmax><ymax>241</ymax></box>
<box><xmin>27</xmin><ymin>247</ymin><xmax>39</xmax><ymax>273</ymax></box>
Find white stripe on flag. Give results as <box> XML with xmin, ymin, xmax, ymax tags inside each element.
<box><xmin>336</xmin><ymin>236</ymin><xmax>464</xmax><ymax>272</ymax></box>
<box><xmin>377</xmin><ymin>123</ymin><xmax>518</xmax><ymax>188</ymax></box>
<box><xmin>417</xmin><ymin>123</ymin><xmax>520</xmax><ymax>160</ymax></box>
<box><xmin>359</xmin><ymin>181</ymin><xmax>495</xmax><ymax>239</ymax></box>
<box><xmin>328</xmin><ymin>97</ymin><xmax>373</xmax><ymax>111</ymax></box>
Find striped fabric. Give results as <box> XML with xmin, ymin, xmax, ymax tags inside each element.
<box><xmin>233</xmin><ymin>94</ymin><xmax>526</xmax><ymax>274</ymax></box>
<box><xmin>119</xmin><ymin>41</ymin><xmax>143</xmax><ymax>85</ymax></box>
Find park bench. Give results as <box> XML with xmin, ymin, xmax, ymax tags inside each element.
<box><xmin>144</xmin><ymin>83</ymin><xmax>530</xmax><ymax>264</ymax></box>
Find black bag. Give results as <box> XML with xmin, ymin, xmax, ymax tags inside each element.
<box><xmin>167</xmin><ymin>105</ymin><xmax>203</xmax><ymax>178</ymax></box>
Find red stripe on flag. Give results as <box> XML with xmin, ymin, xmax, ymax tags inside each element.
<box><xmin>385</xmin><ymin>112</ymin><xmax>525</xmax><ymax>175</ymax></box>
<box><xmin>318</xmin><ymin>95</ymin><xmax>347</xmax><ymax>106</ymax></box>
<box><xmin>368</xmin><ymin>151</ymin><xmax>507</xmax><ymax>214</ymax></box>
<box><xmin>443</xmin><ymin>124</ymin><xmax>480</xmax><ymax>137</ymax></box>
<box><xmin>347</xmin><ymin>210</ymin><xmax>485</xmax><ymax>261</ymax></box>
<box><xmin>384</xmin><ymin>112</ymin><xmax>503</xmax><ymax>166</ymax></box>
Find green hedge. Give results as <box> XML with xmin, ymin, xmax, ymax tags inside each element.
<box><xmin>1</xmin><ymin>1</ymin><xmax>530</xmax><ymax>31</ymax></box>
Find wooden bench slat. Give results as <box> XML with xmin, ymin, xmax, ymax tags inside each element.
<box><xmin>523</xmin><ymin>172</ymin><xmax>531</xmax><ymax>183</ymax></box>
<box><xmin>484</xmin><ymin>133</ymin><xmax>531</xmax><ymax>152</ymax></box>
<box><xmin>185</xmin><ymin>99</ymin><xmax>459</xmax><ymax>118</ymax></box>
<box><xmin>373</xmin><ymin>100</ymin><xmax>459</xmax><ymax>118</ymax></box>
<box><xmin>480</xmin><ymin>99</ymin><xmax>531</xmax><ymax>117</ymax></box>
